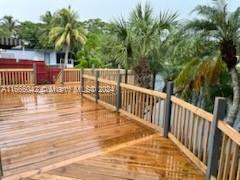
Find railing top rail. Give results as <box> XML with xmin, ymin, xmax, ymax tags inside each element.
<box><xmin>64</xmin><ymin>69</ymin><xmax>81</xmax><ymax>71</ymax></box>
<box><xmin>171</xmin><ymin>96</ymin><xmax>213</xmax><ymax>122</ymax></box>
<box><xmin>98</xmin><ymin>78</ymin><xmax>117</xmax><ymax>86</ymax></box>
<box><xmin>120</xmin><ymin>83</ymin><xmax>167</xmax><ymax>99</ymax></box>
<box><xmin>0</xmin><ymin>69</ymin><xmax>33</xmax><ymax>72</ymax></box>
<box><xmin>218</xmin><ymin>121</ymin><xmax>240</xmax><ymax>145</ymax></box>
<box><xmin>84</xmin><ymin>68</ymin><xmax>125</xmax><ymax>71</ymax></box>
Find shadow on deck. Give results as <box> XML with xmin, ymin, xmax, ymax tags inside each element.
<box><xmin>0</xmin><ymin>93</ymin><xmax>204</xmax><ymax>180</ymax></box>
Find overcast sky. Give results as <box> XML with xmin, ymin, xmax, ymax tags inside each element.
<box><xmin>0</xmin><ymin>0</ymin><xmax>239</xmax><ymax>22</ymax></box>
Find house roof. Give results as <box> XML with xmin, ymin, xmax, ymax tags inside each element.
<box><xmin>0</xmin><ymin>37</ymin><xmax>22</xmax><ymax>49</ymax></box>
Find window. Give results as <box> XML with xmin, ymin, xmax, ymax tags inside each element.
<box><xmin>68</xmin><ymin>59</ymin><xmax>73</xmax><ymax>64</ymax></box>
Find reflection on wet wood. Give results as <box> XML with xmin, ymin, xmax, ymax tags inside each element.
<box><xmin>29</xmin><ymin>135</ymin><xmax>204</xmax><ymax>180</ymax></box>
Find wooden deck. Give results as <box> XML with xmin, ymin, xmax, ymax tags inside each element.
<box><xmin>0</xmin><ymin>93</ymin><xmax>204</xmax><ymax>180</ymax></box>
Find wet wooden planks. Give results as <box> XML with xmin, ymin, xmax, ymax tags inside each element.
<box><xmin>28</xmin><ymin>135</ymin><xmax>204</xmax><ymax>180</ymax></box>
<box><xmin>0</xmin><ymin>93</ymin><xmax>155</xmax><ymax>179</ymax></box>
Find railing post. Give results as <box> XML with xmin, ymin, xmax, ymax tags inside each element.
<box><xmin>0</xmin><ymin>150</ymin><xmax>3</xmax><ymax>178</ymax></box>
<box><xmin>163</xmin><ymin>82</ymin><xmax>173</xmax><ymax>137</ymax></box>
<box><xmin>95</xmin><ymin>70</ymin><xmax>99</xmax><ymax>103</ymax></box>
<box><xmin>61</xmin><ymin>64</ymin><xmax>65</xmax><ymax>85</ymax></box>
<box><xmin>116</xmin><ymin>70</ymin><xmax>122</xmax><ymax>112</ymax></box>
<box><xmin>80</xmin><ymin>68</ymin><xmax>84</xmax><ymax>95</ymax></box>
<box><xmin>91</xmin><ymin>64</ymin><xmax>95</xmax><ymax>76</ymax></box>
<box><xmin>32</xmin><ymin>63</ymin><xmax>37</xmax><ymax>85</ymax></box>
<box><xmin>206</xmin><ymin>97</ymin><xmax>226</xmax><ymax>180</ymax></box>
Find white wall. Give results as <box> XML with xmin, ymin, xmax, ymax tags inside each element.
<box><xmin>46</xmin><ymin>52</ymin><xmax>57</xmax><ymax>65</ymax></box>
<box><xmin>0</xmin><ymin>49</ymin><xmax>74</xmax><ymax>68</ymax></box>
<box><xmin>66</xmin><ymin>62</ymin><xmax>74</xmax><ymax>68</ymax></box>
<box><xmin>1</xmin><ymin>49</ymin><xmax>45</xmax><ymax>61</ymax></box>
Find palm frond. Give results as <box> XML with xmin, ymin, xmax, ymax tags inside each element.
<box><xmin>159</xmin><ymin>10</ymin><xmax>178</xmax><ymax>29</ymax></box>
<box><xmin>112</xmin><ymin>17</ymin><xmax>128</xmax><ymax>41</ymax></box>
<box><xmin>175</xmin><ymin>59</ymin><xmax>200</xmax><ymax>90</ymax></box>
<box><xmin>49</xmin><ymin>7</ymin><xmax>86</xmax><ymax>50</ymax></box>
<box><xmin>192</xmin><ymin>5</ymin><xmax>218</xmax><ymax>18</ymax></box>
<box><xmin>186</xmin><ymin>19</ymin><xmax>217</xmax><ymax>31</ymax></box>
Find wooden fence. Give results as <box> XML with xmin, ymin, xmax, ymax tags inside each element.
<box><xmin>0</xmin><ymin>68</ymin><xmax>35</xmax><ymax>86</ymax></box>
<box><xmin>80</xmin><ymin>70</ymin><xmax>240</xmax><ymax>180</ymax></box>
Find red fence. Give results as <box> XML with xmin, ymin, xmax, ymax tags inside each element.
<box><xmin>0</xmin><ymin>58</ymin><xmax>60</xmax><ymax>84</ymax></box>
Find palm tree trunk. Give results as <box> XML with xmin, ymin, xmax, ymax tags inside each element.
<box><xmin>125</xmin><ymin>68</ymin><xmax>128</xmax><ymax>83</ymax></box>
<box><xmin>227</xmin><ymin>67</ymin><xmax>240</xmax><ymax>125</ymax></box>
<box><xmin>64</xmin><ymin>46</ymin><xmax>70</xmax><ymax>68</ymax></box>
<box><xmin>152</xmin><ymin>72</ymin><xmax>156</xmax><ymax>90</ymax></box>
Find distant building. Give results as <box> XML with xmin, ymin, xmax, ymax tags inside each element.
<box><xmin>0</xmin><ymin>37</ymin><xmax>74</xmax><ymax>68</ymax></box>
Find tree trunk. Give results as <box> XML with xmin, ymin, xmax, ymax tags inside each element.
<box><xmin>133</xmin><ymin>58</ymin><xmax>151</xmax><ymax>88</ymax></box>
<box><xmin>64</xmin><ymin>46</ymin><xmax>70</xmax><ymax>68</ymax></box>
<box><xmin>125</xmin><ymin>68</ymin><xmax>128</xmax><ymax>84</ymax></box>
<box><xmin>227</xmin><ymin>67</ymin><xmax>240</xmax><ymax>125</ymax></box>
<box><xmin>152</xmin><ymin>72</ymin><xmax>156</xmax><ymax>90</ymax></box>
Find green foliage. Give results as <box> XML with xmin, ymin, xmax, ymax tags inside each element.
<box><xmin>0</xmin><ymin>27</ymin><xmax>11</xmax><ymax>38</ymax></box>
<box><xmin>49</xmin><ymin>6</ymin><xmax>86</xmax><ymax>66</ymax></box>
<box><xmin>75</xmin><ymin>58</ymin><xmax>102</xmax><ymax>68</ymax></box>
<box><xmin>185</xmin><ymin>0</ymin><xmax>240</xmax><ymax>124</ymax></box>
<box><xmin>187</xmin><ymin>0</ymin><xmax>240</xmax><ymax>69</ymax></box>
<box><xmin>0</xmin><ymin>16</ymin><xmax>18</xmax><ymax>37</ymax></box>
<box><xmin>106</xmin><ymin>2</ymin><xmax>178</xmax><ymax>87</ymax></box>
<box><xmin>82</xmin><ymin>18</ymin><xmax>111</xmax><ymax>34</ymax></box>
<box><xmin>17</xmin><ymin>21</ymin><xmax>41</xmax><ymax>48</ymax></box>
<box><xmin>74</xmin><ymin>32</ymin><xmax>105</xmax><ymax>68</ymax></box>
<box><xmin>110</xmin><ymin>17</ymin><xmax>133</xmax><ymax>69</ymax></box>
<box><xmin>38</xmin><ymin>11</ymin><xmax>55</xmax><ymax>49</ymax></box>
<box><xmin>75</xmin><ymin>59</ymin><xmax>88</xmax><ymax>68</ymax></box>
<box><xmin>49</xmin><ymin>7</ymin><xmax>86</xmax><ymax>49</ymax></box>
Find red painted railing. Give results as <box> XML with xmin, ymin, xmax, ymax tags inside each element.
<box><xmin>0</xmin><ymin>58</ymin><xmax>60</xmax><ymax>84</ymax></box>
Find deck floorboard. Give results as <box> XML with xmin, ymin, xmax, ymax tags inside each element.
<box><xmin>0</xmin><ymin>93</ymin><xmax>204</xmax><ymax>179</ymax></box>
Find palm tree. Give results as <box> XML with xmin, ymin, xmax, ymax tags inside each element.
<box><xmin>0</xmin><ymin>16</ymin><xmax>18</xmax><ymax>37</ymax></box>
<box><xmin>111</xmin><ymin>17</ymin><xmax>133</xmax><ymax>83</ymax></box>
<box><xmin>171</xmin><ymin>30</ymin><xmax>230</xmax><ymax>110</ymax></box>
<box><xmin>40</xmin><ymin>11</ymin><xmax>53</xmax><ymax>25</ymax></box>
<box><xmin>130</xmin><ymin>3</ymin><xmax>158</xmax><ymax>59</ymax></box>
<box><xmin>129</xmin><ymin>3</ymin><xmax>178</xmax><ymax>88</ymax></box>
<box><xmin>186</xmin><ymin>0</ymin><xmax>240</xmax><ymax>125</ymax></box>
<box><xmin>49</xmin><ymin>7</ymin><xmax>86</xmax><ymax>67</ymax></box>
<box><xmin>150</xmin><ymin>11</ymin><xmax>178</xmax><ymax>89</ymax></box>
<box><xmin>39</xmin><ymin>11</ymin><xmax>54</xmax><ymax>49</ymax></box>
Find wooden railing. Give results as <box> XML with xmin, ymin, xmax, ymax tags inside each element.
<box><xmin>169</xmin><ymin>96</ymin><xmax>213</xmax><ymax>173</ymax></box>
<box><xmin>55</xmin><ymin>69</ymin><xmax>81</xmax><ymax>84</ymax></box>
<box><xmin>64</xmin><ymin>69</ymin><xmax>81</xmax><ymax>83</ymax></box>
<box><xmin>120</xmin><ymin>83</ymin><xmax>166</xmax><ymax>129</ymax></box>
<box><xmin>80</xmin><ymin>70</ymin><xmax>240</xmax><ymax>180</ymax></box>
<box><xmin>55</xmin><ymin>68</ymin><xmax>135</xmax><ymax>85</ymax></box>
<box><xmin>0</xmin><ymin>69</ymin><xmax>35</xmax><ymax>86</ymax></box>
<box><xmin>98</xmin><ymin>78</ymin><xmax>117</xmax><ymax>109</ymax></box>
<box><xmin>216</xmin><ymin>121</ymin><xmax>240</xmax><ymax>180</ymax></box>
<box><xmin>82</xmin><ymin>74</ymin><xmax>97</xmax><ymax>101</ymax></box>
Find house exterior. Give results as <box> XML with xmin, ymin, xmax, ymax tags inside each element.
<box><xmin>0</xmin><ymin>49</ymin><xmax>74</xmax><ymax>68</ymax></box>
<box><xmin>0</xmin><ymin>37</ymin><xmax>74</xmax><ymax>68</ymax></box>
